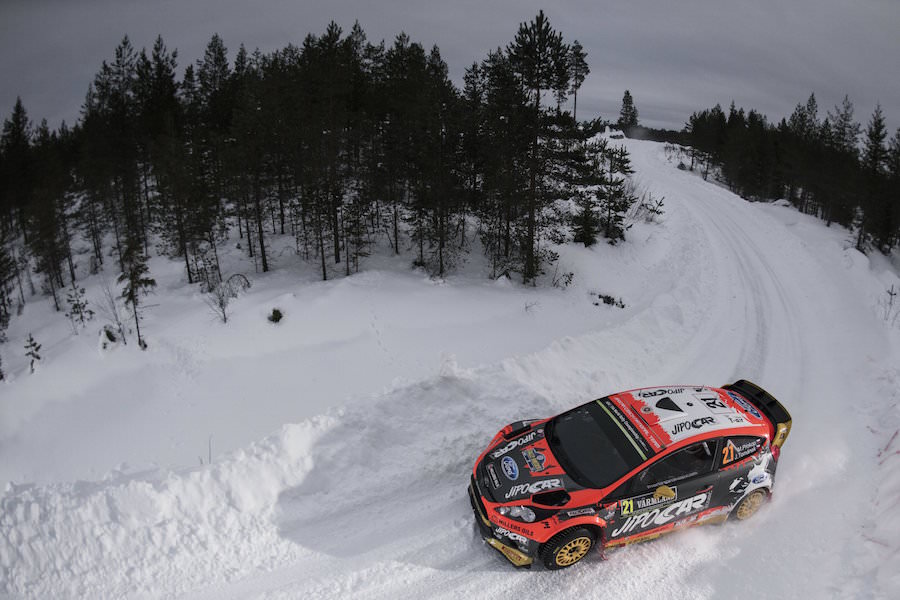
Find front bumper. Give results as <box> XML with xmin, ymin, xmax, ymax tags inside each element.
<box><xmin>468</xmin><ymin>478</ymin><xmax>534</xmax><ymax>568</ymax></box>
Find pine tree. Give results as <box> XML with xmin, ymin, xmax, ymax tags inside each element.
<box><xmin>568</xmin><ymin>40</ymin><xmax>589</xmax><ymax>123</ymax></box>
<box><xmin>24</xmin><ymin>333</ymin><xmax>41</xmax><ymax>373</ymax></box>
<box><xmin>507</xmin><ymin>10</ymin><xmax>570</xmax><ymax>283</ymax></box>
<box><xmin>618</xmin><ymin>90</ymin><xmax>639</xmax><ymax>131</ymax></box>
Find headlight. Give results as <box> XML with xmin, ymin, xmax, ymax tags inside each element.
<box><xmin>497</xmin><ymin>505</ymin><xmax>536</xmax><ymax>523</ymax></box>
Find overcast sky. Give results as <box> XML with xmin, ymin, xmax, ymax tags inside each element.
<box><xmin>2</xmin><ymin>0</ymin><xmax>898</xmax><ymax>134</ymax></box>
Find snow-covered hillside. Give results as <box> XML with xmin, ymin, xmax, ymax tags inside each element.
<box><xmin>2</xmin><ymin>138</ymin><xmax>899</xmax><ymax>599</ymax></box>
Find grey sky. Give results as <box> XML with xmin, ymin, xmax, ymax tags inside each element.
<box><xmin>2</xmin><ymin>0</ymin><xmax>898</xmax><ymax>133</ymax></box>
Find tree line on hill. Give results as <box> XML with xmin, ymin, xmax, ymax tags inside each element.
<box><xmin>681</xmin><ymin>96</ymin><xmax>900</xmax><ymax>252</ymax></box>
<box><xmin>0</xmin><ymin>12</ymin><xmax>644</xmax><ymax>347</ymax></box>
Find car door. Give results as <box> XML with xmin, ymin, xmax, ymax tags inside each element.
<box><xmin>603</xmin><ymin>439</ymin><xmax>720</xmax><ymax>543</ymax></box>
<box><xmin>713</xmin><ymin>435</ymin><xmax>771</xmax><ymax>508</ymax></box>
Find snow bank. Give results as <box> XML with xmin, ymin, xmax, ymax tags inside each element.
<box><xmin>1</xmin><ymin>417</ymin><xmax>334</xmax><ymax>598</ymax></box>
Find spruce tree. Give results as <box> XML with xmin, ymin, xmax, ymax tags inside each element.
<box><xmin>118</xmin><ymin>239</ymin><xmax>156</xmax><ymax>349</ymax></box>
<box><xmin>827</xmin><ymin>95</ymin><xmax>861</xmax><ymax>155</ymax></box>
<box><xmin>570</xmin><ymin>139</ymin><xmax>607</xmax><ymax>246</ymax></box>
<box><xmin>65</xmin><ymin>282</ymin><xmax>94</xmax><ymax>331</ymax></box>
<box><xmin>1</xmin><ymin>98</ymin><xmax>33</xmax><ymax>239</ymax></box>
<box><xmin>600</xmin><ymin>146</ymin><xmax>636</xmax><ymax>243</ymax></box>
<box><xmin>859</xmin><ymin>105</ymin><xmax>889</xmax><ymax>250</ymax></box>
<box><xmin>618</xmin><ymin>90</ymin><xmax>639</xmax><ymax>131</ymax></box>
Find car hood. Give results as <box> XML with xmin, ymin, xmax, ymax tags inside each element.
<box><xmin>479</xmin><ymin>424</ymin><xmax>583</xmax><ymax>503</ymax></box>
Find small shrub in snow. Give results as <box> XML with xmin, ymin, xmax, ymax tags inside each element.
<box><xmin>24</xmin><ymin>333</ymin><xmax>41</xmax><ymax>373</ymax></box>
<box><xmin>629</xmin><ymin>189</ymin><xmax>666</xmax><ymax>224</ymax></box>
<box><xmin>65</xmin><ymin>283</ymin><xmax>95</xmax><ymax>333</ymax></box>
<box><xmin>551</xmin><ymin>261</ymin><xmax>574</xmax><ymax>288</ymax></box>
<box><xmin>205</xmin><ymin>284</ymin><xmax>232</xmax><ymax>324</ymax></box>
<box><xmin>98</xmin><ymin>325</ymin><xmax>122</xmax><ymax>353</ymax></box>
<box><xmin>97</xmin><ymin>278</ymin><xmax>127</xmax><ymax>346</ymax></box>
<box><xmin>268</xmin><ymin>308</ymin><xmax>283</xmax><ymax>323</ymax></box>
<box><xmin>590</xmin><ymin>292</ymin><xmax>626</xmax><ymax>309</ymax></box>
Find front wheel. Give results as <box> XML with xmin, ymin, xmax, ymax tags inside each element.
<box><xmin>732</xmin><ymin>489</ymin><xmax>768</xmax><ymax>521</ymax></box>
<box><xmin>540</xmin><ymin>527</ymin><xmax>595</xmax><ymax>570</ymax></box>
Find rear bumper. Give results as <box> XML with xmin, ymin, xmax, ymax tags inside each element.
<box><xmin>468</xmin><ymin>478</ymin><xmax>534</xmax><ymax>568</ymax></box>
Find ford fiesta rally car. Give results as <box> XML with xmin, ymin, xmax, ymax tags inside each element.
<box><xmin>468</xmin><ymin>380</ymin><xmax>791</xmax><ymax>569</ymax></box>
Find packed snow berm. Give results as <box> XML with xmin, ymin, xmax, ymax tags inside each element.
<box><xmin>2</xmin><ymin>137</ymin><xmax>899</xmax><ymax>598</ymax></box>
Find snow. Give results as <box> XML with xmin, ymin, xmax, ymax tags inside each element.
<box><xmin>2</xmin><ymin>138</ymin><xmax>899</xmax><ymax>598</ymax></box>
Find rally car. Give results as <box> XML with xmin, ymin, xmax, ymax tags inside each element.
<box><xmin>468</xmin><ymin>380</ymin><xmax>791</xmax><ymax>569</ymax></box>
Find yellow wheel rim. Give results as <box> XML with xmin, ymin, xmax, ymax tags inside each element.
<box><xmin>736</xmin><ymin>490</ymin><xmax>766</xmax><ymax>520</ymax></box>
<box><xmin>555</xmin><ymin>536</ymin><xmax>592</xmax><ymax>566</ymax></box>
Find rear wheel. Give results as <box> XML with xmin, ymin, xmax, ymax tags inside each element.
<box><xmin>732</xmin><ymin>489</ymin><xmax>767</xmax><ymax>521</ymax></box>
<box><xmin>540</xmin><ymin>527</ymin><xmax>595</xmax><ymax>570</ymax></box>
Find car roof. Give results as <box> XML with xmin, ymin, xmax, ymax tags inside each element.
<box><xmin>608</xmin><ymin>385</ymin><xmax>767</xmax><ymax>453</ymax></box>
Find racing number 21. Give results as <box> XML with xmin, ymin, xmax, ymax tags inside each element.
<box><xmin>722</xmin><ymin>443</ymin><xmax>735</xmax><ymax>465</ymax></box>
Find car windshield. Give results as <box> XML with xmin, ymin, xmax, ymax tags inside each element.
<box><xmin>547</xmin><ymin>400</ymin><xmax>646</xmax><ymax>489</ymax></box>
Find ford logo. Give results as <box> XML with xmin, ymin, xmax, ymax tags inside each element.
<box><xmin>501</xmin><ymin>456</ymin><xmax>519</xmax><ymax>481</ymax></box>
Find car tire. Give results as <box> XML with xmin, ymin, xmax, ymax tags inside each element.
<box><xmin>731</xmin><ymin>489</ymin><xmax>768</xmax><ymax>521</ymax></box>
<box><xmin>539</xmin><ymin>527</ymin><xmax>595</xmax><ymax>570</ymax></box>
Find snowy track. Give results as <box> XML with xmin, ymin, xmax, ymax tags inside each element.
<box><xmin>2</xmin><ymin>139</ymin><xmax>898</xmax><ymax>599</ymax></box>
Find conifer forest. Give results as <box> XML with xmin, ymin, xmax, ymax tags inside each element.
<box><xmin>1</xmin><ymin>12</ymin><xmax>898</xmax><ymax>341</ymax></box>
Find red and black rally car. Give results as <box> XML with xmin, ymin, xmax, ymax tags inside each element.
<box><xmin>468</xmin><ymin>380</ymin><xmax>792</xmax><ymax>569</ymax></box>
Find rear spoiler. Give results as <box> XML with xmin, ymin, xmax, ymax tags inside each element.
<box><xmin>723</xmin><ymin>380</ymin><xmax>792</xmax><ymax>448</ymax></box>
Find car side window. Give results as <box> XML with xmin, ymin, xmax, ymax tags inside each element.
<box><xmin>633</xmin><ymin>441</ymin><xmax>718</xmax><ymax>491</ymax></box>
<box><xmin>719</xmin><ymin>436</ymin><xmax>764</xmax><ymax>467</ymax></box>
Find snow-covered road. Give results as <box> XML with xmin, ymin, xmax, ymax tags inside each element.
<box><xmin>2</xmin><ymin>139</ymin><xmax>898</xmax><ymax>599</ymax></box>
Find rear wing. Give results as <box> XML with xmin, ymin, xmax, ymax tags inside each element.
<box><xmin>723</xmin><ymin>380</ymin><xmax>792</xmax><ymax>448</ymax></box>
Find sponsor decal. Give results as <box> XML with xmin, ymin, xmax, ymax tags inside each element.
<box><xmin>521</xmin><ymin>448</ymin><xmax>547</xmax><ymax>472</ymax></box>
<box><xmin>620</xmin><ymin>485</ymin><xmax>678</xmax><ymax>516</ymax></box>
<box><xmin>495</xmin><ymin>526</ymin><xmax>529</xmax><ymax>545</ymax></box>
<box><xmin>655</xmin><ymin>397</ymin><xmax>683</xmax><ymax>413</ymax></box>
<box><xmin>638</xmin><ymin>388</ymin><xmax>685</xmax><ymax>398</ymax></box>
<box><xmin>602</xmin><ymin>397</ymin><xmax>655</xmax><ymax>458</ymax></box>
<box><xmin>726</xmin><ymin>415</ymin><xmax>746</xmax><ymax>424</ymax></box>
<box><xmin>490</xmin><ymin>430</ymin><xmax>541</xmax><ymax>459</ymax></box>
<box><xmin>611</xmin><ymin>492</ymin><xmax>710</xmax><ymax>538</ymax></box>
<box><xmin>727</xmin><ymin>391</ymin><xmax>762</xmax><ymax>420</ymax></box>
<box><xmin>565</xmin><ymin>507</ymin><xmax>597</xmax><ymax>518</ymax></box>
<box><xmin>486</xmin><ymin>463</ymin><xmax>501</xmax><ymax>489</ymax></box>
<box><xmin>495</xmin><ymin>516</ymin><xmax>532</xmax><ymax>534</ymax></box>
<box><xmin>722</xmin><ymin>438</ymin><xmax>761</xmax><ymax>465</ymax></box>
<box><xmin>501</xmin><ymin>456</ymin><xmax>519</xmax><ymax>481</ymax></box>
<box><xmin>504</xmin><ymin>478</ymin><xmax>562</xmax><ymax>500</ymax></box>
<box><xmin>670</xmin><ymin>416</ymin><xmax>716</xmax><ymax>436</ymax></box>
<box><xmin>751</xmin><ymin>474</ymin><xmax>767</xmax><ymax>484</ymax></box>
<box><xmin>729</xmin><ymin>476</ymin><xmax>748</xmax><ymax>495</ymax></box>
